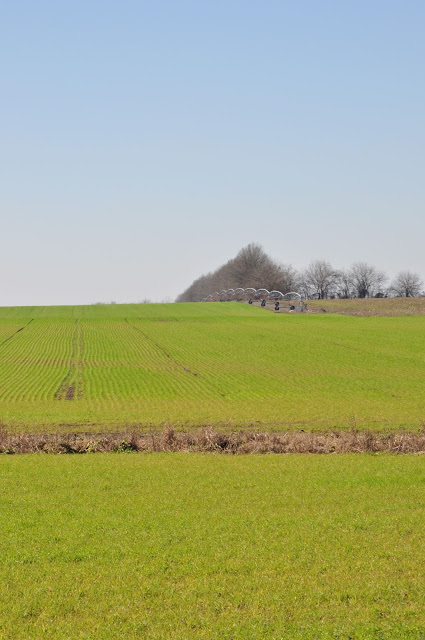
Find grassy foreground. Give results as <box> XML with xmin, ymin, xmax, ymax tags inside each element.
<box><xmin>0</xmin><ymin>453</ymin><xmax>424</xmax><ymax>639</ymax></box>
<box><xmin>1</xmin><ymin>302</ymin><xmax>425</xmax><ymax>431</ymax></box>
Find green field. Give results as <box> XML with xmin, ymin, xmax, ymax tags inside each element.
<box><xmin>0</xmin><ymin>302</ymin><xmax>424</xmax><ymax>432</ymax></box>
<box><xmin>2</xmin><ymin>303</ymin><xmax>425</xmax><ymax>639</ymax></box>
<box><xmin>0</xmin><ymin>453</ymin><xmax>424</xmax><ymax>639</ymax></box>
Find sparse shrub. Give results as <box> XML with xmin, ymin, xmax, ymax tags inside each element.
<box><xmin>114</xmin><ymin>440</ymin><xmax>137</xmax><ymax>453</ymax></box>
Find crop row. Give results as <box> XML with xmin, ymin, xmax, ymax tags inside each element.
<box><xmin>0</xmin><ymin>307</ymin><xmax>424</xmax><ymax>431</ymax></box>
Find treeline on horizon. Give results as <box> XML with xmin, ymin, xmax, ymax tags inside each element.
<box><xmin>176</xmin><ymin>244</ymin><xmax>424</xmax><ymax>302</ymax></box>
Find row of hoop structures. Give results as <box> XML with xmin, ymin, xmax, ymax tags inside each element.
<box><xmin>204</xmin><ymin>289</ymin><xmax>302</xmax><ymax>302</ymax></box>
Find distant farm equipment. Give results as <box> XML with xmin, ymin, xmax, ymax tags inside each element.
<box><xmin>203</xmin><ymin>289</ymin><xmax>307</xmax><ymax>312</ymax></box>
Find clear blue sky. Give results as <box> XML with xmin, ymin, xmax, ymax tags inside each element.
<box><xmin>1</xmin><ymin>0</ymin><xmax>424</xmax><ymax>305</ymax></box>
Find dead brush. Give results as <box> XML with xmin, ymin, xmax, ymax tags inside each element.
<box><xmin>1</xmin><ymin>427</ymin><xmax>425</xmax><ymax>455</ymax></box>
<box><xmin>161</xmin><ymin>425</ymin><xmax>178</xmax><ymax>450</ymax></box>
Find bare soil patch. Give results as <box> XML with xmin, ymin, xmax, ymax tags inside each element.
<box><xmin>307</xmin><ymin>297</ymin><xmax>425</xmax><ymax>316</ymax></box>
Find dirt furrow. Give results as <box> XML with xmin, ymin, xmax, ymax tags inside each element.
<box><xmin>0</xmin><ymin>319</ymin><xmax>34</xmax><ymax>350</ymax></box>
<box><xmin>54</xmin><ymin>320</ymin><xmax>83</xmax><ymax>400</ymax></box>
<box><xmin>125</xmin><ymin>319</ymin><xmax>200</xmax><ymax>377</ymax></box>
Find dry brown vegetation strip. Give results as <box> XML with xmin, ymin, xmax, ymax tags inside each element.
<box><xmin>2</xmin><ymin>426</ymin><xmax>425</xmax><ymax>454</ymax></box>
<box><xmin>307</xmin><ymin>297</ymin><xmax>425</xmax><ymax>316</ymax></box>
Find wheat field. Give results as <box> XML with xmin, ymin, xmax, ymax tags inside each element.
<box><xmin>0</xmin><ymin>302</ymin><xmax>424</xmax><ymax>432</ymax></box>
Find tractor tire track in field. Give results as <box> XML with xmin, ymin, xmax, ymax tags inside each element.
<box><xmin>125</xmin><ymin>319</ymin><xmax>227</xmax><ymax>398</ymax></box>
<box><xmin>0</xmin><ymin>319</ymin><xmax>34</xmax><ymax>350</ymax></box>
<box><xmin>54</xmin><ymin>319</ymin><xmax>83</xmax><ymax>401</ymax></box>
<box><xmin>125</xmin><ymin>319</ymin><xmax>200</xmax><ymax>377</ymax></box>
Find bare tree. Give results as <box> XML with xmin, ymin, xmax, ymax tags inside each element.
<box><xmin>230</xmin><ymin>243</ymin><xmax>270</xmax><ymax>287</ymax></box>
<box><xmin>177</xmin><ymin>245</ymin><xmax>422</xmax><ymax>304</ymax></box>
<box><xmin>256</xmin><ymin>261</ymin><xmax>299</xmax><ymax>294</ymax></box>
<box><xmin>349</xmin><ymin>262</ymin><xmax>387</xmax><ymax>298</ymax></box>
<box><xmin>302</xmin><ymin>260</ymin><xmax>340</xmax><ymax>299</ymax></box>
<box><xmin>337</xmin><ymin>269</ymin><xmax>354</xmax><ymax>299</ymax></box>
<box><xmin>298</xmin><ymin>275</ymin><xmax>311</xmax><ymax>300</ymax></box>
<box><xmin>275</xmin><ymin>264</ymin><xmax>299</xmax><ymax>293</ymax></box>
<box><xmin>176</xmin><ymin>243</ymin><xmax>300</xmax><ymax>301</ymax></box>
<box><xmin>391</xmin><ymin>271</ymin><xmax>423</xmax><ymax>297</ymax></box>
<box><xmin>176</xmin><ymin>273</ymin><xmax>210</xmax><ymax>302</ymax></box>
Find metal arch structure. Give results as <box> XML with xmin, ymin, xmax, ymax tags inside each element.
<box><xmin>254</xmin><ymin>288</ymin><xmax>270</xmax><ymax>300</ymax></box>
<box><xmin>268</xmin><ymin>290</ymin><xmax>284</xmax><ymax>300</ymax></box>
<box><xmin>282</xmin><ymin>292</ymin><xmax>302</xmax><ymax>301</ymax></box>
<box><xmin>203</xmin><ymin>287</ymin><xmax>304</xmax><ymax>305</ymax></box>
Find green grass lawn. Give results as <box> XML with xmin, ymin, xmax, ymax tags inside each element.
<box><xmin>1</xmin><ymin>453</ymin><xmax>424</xmax><ymax>639</ymax></box>
<box><xmin>0</xmin><ymin>302</ymin><xmax>425</xmax><ymax>431</ymax></box>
